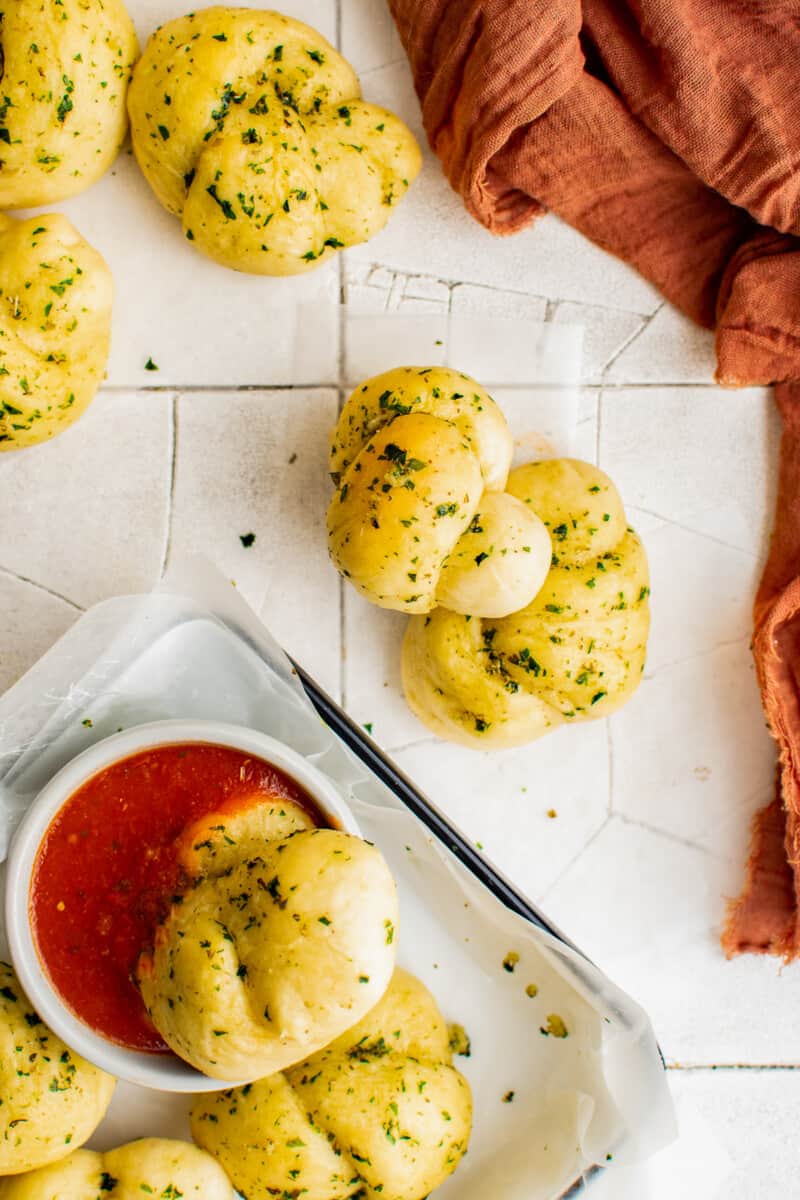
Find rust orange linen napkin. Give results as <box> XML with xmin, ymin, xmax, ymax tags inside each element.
<box><xmin>388</xmin><ymin>0</ymin><xmax>800</xmax><ymax>956</ymax></box>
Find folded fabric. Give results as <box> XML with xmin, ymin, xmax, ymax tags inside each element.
<box><xmin>722</xmin><ymin>383</ymin><xmax>800</xmax><ymax>958</ymax></box>
<box><xmin>388</xmin><ymin>0</ymin><xmax>800</xmax><ymax>955</ymax></box>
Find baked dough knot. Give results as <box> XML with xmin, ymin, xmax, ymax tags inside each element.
<box><xmin>137</xmin><ymin>828</ymin><xmax>399</xmax><ymax>1081</ymax></box>
<box><xmin>402</xmin><ymin>459</ymin><xmax>651</xmax><ymax>747</ymax></box>
<box><xmin>0</xmin><ymin>0</ymin><xmax>138</xmax><ymax>208</ymax></box>
<box><xmin>0</xmin><ymin>214</ymin><xmax>112</xmax><ymax>451</ymax></box>
<box><xmin>191</xmin><ymin>968</ymin><xmax>472</xmax><ymax>1200</ymax></box>
<box><xmin>0</xmin><ymin>1138</ymin><xmax>232</xmax><ymax>1199</ymax></box>
<box><xmin>0</xmin><ymin>962</ymin><xmax>115</xmax><ymax>1176</ymax></box>
<box><xmin>327</xmin><ymin>366</ymin><xmax>553</xmax><ymax>617</ymax></box>
<box><xmin>128</xmin><ymin>7</ymin><xmax>421</xmax><ymax>274</ymax></box>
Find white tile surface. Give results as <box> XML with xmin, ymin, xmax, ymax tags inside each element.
<box><xmin>575</xmin><ymin>390</ymin><xmax>599</xmax><ymax>462</ymax></box>
<box><xmin>605</xmin><ymin>305</ymin><xmax>717</xmax><ymax>384</ymax></box>
<box><xmin>669</xmin><ymin>1070</ymin><xmax>800</xmax><ymax>1199</ymax></box>
<box><xmin>343</xmin><ymin>589</ymin><xmax>429</xmax><ymax>749</ymax></box>
<box><xmin>393</xmin><ymin>721</ymin><xmax>610</xmax><ymax>901</ymax></box>
<box><xmin>168</xmin><ymin>388</ymin><xmax>342</xmax><ymax>698</ymax></box>
<box><xmin>544</xmin><ymin>819</ymin><xmax>800</xmax><ymax>1065</ymax></box>
<box><xmin>340</xmin><ymin>0</ymin><xmax>403</xmax><ymax>75</ymax></box>
<box><xmin>0</xmin><ymin>392</ymin><xmax>171</xmax><ymax>607</ymax></box>
<box><xmin>553</xmin><ymin>301</ymin><xmax>645</xmax><ymax>382</ymax></box>
<box><xmin>0</xmin><ymin>0</ymin><xmax>790</xmax><ymax>1191</ymax></box>
<box><xmin>609</xmin><ymin>641</ymin><xmax>774</xmax><ymax>858</ymax></box>
<box><xmin>451</xmin><ymin>283</ymin><xmax>548</xmax><ymax>323</ymax></box>
<box><xmin>0</xmin><ymin>573</ymin><xmax>79</xmax><ymax>695</ymax></box>
<box><xmin>599</xmin><ymin>386</ymin><xmax>779</xmax><ymax>555</ymax></box>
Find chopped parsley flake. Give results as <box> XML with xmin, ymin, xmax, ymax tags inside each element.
<box><xmin>447</xmin><ymin>1023</ymin><xmax>471</xmax><ymax>1057</ymax></box>
<box><xmin>56</xmin><ymin>75</ymin><xmax>74</xmax><ymax>123</ymax></box>
<box><xmin>206</xmin><ymin>184</ymin><xmax>236</xmax><ymax>220</ymax></box>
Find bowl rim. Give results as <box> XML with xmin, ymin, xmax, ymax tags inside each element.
<box><xmin>4</xmin><ymin>718</ymin><xmax>360</xmax><ymax>1093</ymax></box>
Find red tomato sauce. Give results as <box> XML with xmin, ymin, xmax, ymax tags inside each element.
<box><xmin>30</xmin><ymin>742</ymin><xmax>328</xmax><ymax>1053</ymax></box>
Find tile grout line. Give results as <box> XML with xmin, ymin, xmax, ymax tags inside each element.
<box><xmin>359</xmin><ymin>58</ymin><xmax>407</xmax><ymax>79</ymax></box>
<box><xmin>343</xmin><ymin>259</ymin><xmax>665</xmax><ymax>317</ymax></box>
<box><xmin>0</xmin><ymin>563</ymin><xmax>84</xmax><ymax>612</ymax></box>
<box><xmin>97</xmin><ymin>379</ymin><xmax>733</xmax><ymax>395</ymax></box>
<box><xmin>647</xmin><ymin>634</ymin><xmax>754</xmax><ymax>676</ymax></box>
<box><xmin>668</xmin><ymin>1063</ymin><xmax>800</xmax><ymax>1072</ymax></box>
<box><xmin>615</xmin><ymin>811</ymin><xmax>724</xmax><ymax>860</ymax></box>
<box><xmin>600</xmin><ymin>301</ymin><xmax>665</xmax><ymax>378</ymax></box>
<box><xmin>538</xmin><ymin>813</ymin><xmax>613</xmax><ymax>902</ymax></box>
<box><xmin>383</xmin><ymin>734</ymin><xmax>440</xmax><ymax>756</ymax></box>
<box><xmin>158</xmin><ymin>395</ymin><xmax>178</xmax><ymax>579</ymax></box>
<box><xmin>100</xmin><ymin>382</ymin><xmax>342</xmax><ymax>394</ymax></box>
<box><xmin>629</xmin><ymin>504</ymin><xmax>761</xmax><ymax>558</ymax></box>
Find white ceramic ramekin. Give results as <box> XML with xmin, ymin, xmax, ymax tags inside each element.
<box><xmin>5</xmin><ymin>719</ymin><xmax>360</xmax><ymax>1093</ymax></box>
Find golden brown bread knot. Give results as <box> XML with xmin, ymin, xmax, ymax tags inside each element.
<box><xmin>137</xmin><ymin>828</ymin><xmax>399</xmax><ymax>1081</ymax></box>
<box><xmin>128</xmin><ymin>8</ymin><xmax>421</xmax><ymax>274</ymax></box>
<box><xmin>327</xmin><ymin>366</ymin><xmax>552</xmax><ymax>616</ymax></box>
<box><xmin>0</xmin><ymin>962</ymin><xmax>115</xmax><ymax>1176</ymax></box>
<box><xmin>0</xmin><ymin>213</ymin><xmax>113</xmax><ymax>451</ymax></box>
<box><xmin>191</xmin><ymin>968</ymin><xmax>472</xmax><ymax>1200</ymax></box>
<box><xmin>0</xmin><ymin>1139</ymin><xmax>233</xmax><ymax>1199</ymax></box>
<box><xmin>402</xmin><ymin>459</ymin><xmax>651</xmax><ymax>748</ymax></box>
<box><xmin>0</xmin><ymin>0</ymin><xmax>138</xmax><ymax>208</ymax></box>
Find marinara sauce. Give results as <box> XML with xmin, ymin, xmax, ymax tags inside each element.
<box><xmin>30</xmin><ymin>743</ymin><xmax>328</xmax><ymax>1052</ymax></box>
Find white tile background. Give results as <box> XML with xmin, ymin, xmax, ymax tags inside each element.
<box><xmin>1</xmin><ymin>1</ymin><xmax>796</xmax><ymax>1193</ymax></box>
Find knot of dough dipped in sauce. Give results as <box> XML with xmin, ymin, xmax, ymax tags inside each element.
<box><xmin>191</xmin><ymin>968</ymin><xmax>472</xmax><ymax>1200</ymax></box>
<box><xmin>0</xmin><ymin>0</ymin><xmax>138</xmax><ymax>209</ymax></box>
<box><xmin>327</xmin><ymin>366</ymin><xmax>552</xmax><ymax>616</ymax></box>
<box><xmin>0</xmin><ymin>1138</ymin><xmax>233</xmax><ymax>1199</ymax></box>
<box><xmin>402</xmin><ymin>459</ymin><xmax>651</xmax><ymax>748</ymax></box>
<box><xmin>175</xmin><ymin>784</ymin><xmax>318</xmax><ymax>878</ymax></box>
<box><xmin>0</xmin><ymin>213</ymin><xmax>113</xmax><ymax>451</ymax></box>
<box><xmin>0</xmin><ymin>963</ymin><xmax>115</xmax><ymax>1176</ymax></box>
<box><xmin>137</xmin><ymin>828</ymin><xmax>399</xmax><ymax>1081</ymax></box>
<box><xmin>127</xmin><ymin>7</ymin><xmax>421</xmax><ymax>275</ymax></box>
